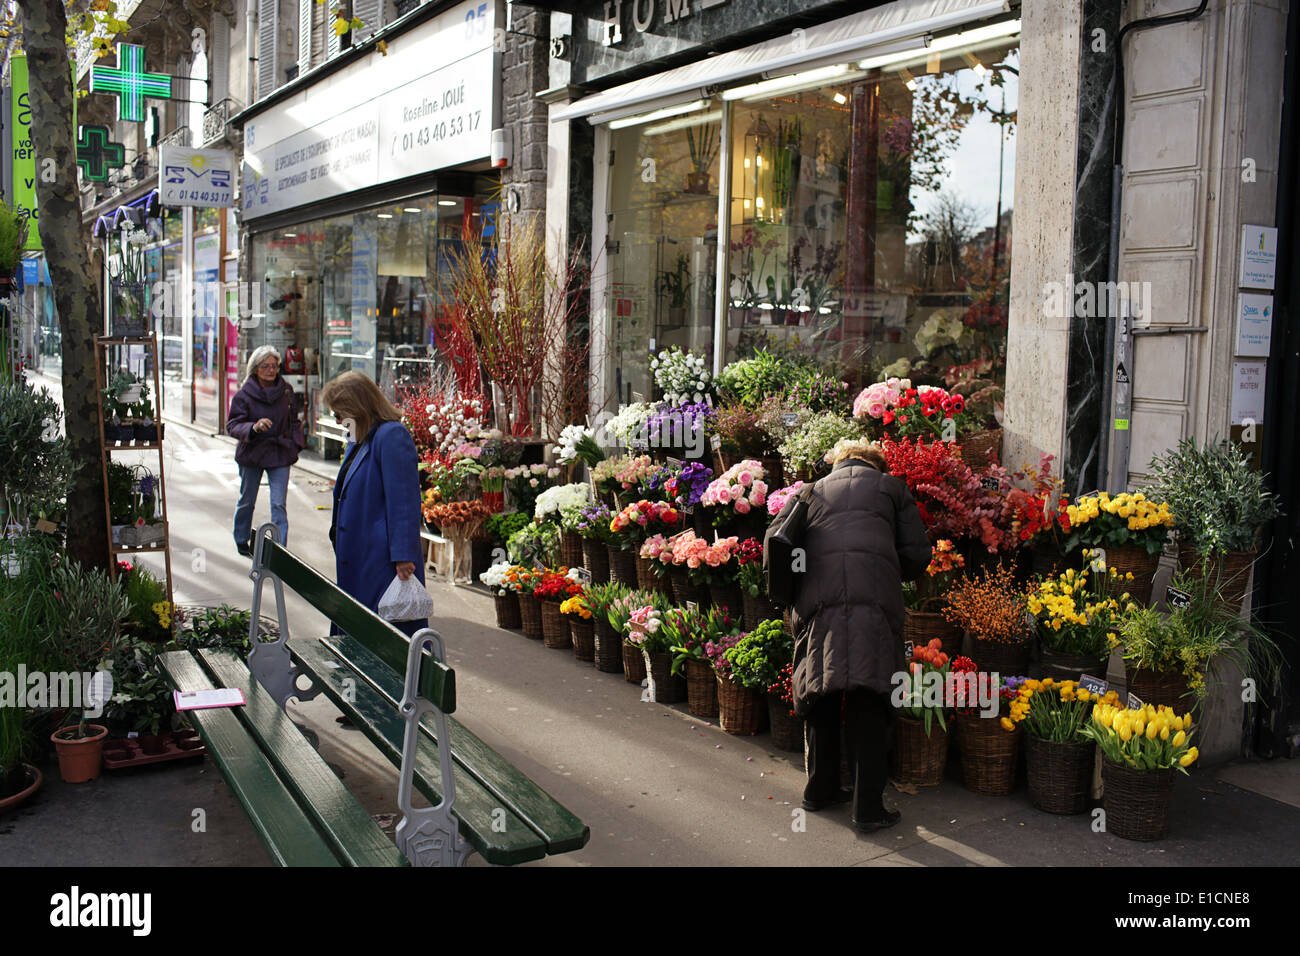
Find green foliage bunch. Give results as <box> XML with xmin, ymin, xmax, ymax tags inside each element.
<box><xmin>725</xmin><ymin>619</ymin><xmax>793</xmax><ymax>691</ymax></box>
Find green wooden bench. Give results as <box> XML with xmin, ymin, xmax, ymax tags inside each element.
<box><xmin>159</xmin><ymin>523</ymin><xmax>589</xmax><ymax>867</ymax></box>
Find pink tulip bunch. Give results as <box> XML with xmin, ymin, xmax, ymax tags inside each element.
<box><xmin>701</xmin><ymin>459</ymin><xmax>768</xmax><ymax>516</ymax></box>
<box><xmin>625</xmin><ymin>605</ymin><xmax>662</xmax><ymax>646</ymax></box>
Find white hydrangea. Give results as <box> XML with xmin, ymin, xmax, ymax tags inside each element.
<box><xmin>534</xmin><ymin>482</ymin><xmax>592</xmax><ymax>522</ymax></box>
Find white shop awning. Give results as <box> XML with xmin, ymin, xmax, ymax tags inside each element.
<box><xmin>552</xmin><ymin>0</ymin><xmax>1012</xmax><ymax>125</ymax></box>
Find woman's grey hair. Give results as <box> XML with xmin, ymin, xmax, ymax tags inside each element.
<box><xmin>826</xmin><ymin>437</ymin><xmax>887</xmax><ymax>470</ymax></box>
<box><xmin>245</xmin><ymin>345</ymin><xmax>282</xmax><ymax>381</ymax></box>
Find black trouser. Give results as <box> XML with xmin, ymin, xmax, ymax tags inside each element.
<box><xmin>804</xmin><ymin>689</ymin><xmax>892</xmax><ymax>821</ymax></box>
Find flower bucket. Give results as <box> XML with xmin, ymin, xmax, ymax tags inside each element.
<box><xmin>1125</xmin><ymin>663</ymin><xmax>1193</xmax><ymax>715</ymax></box>
<box><xmin>51</xmin><ymin>724</ymin><xmax>109</xmax><ymax>784</ymax></box>
<box><xmin>956</xmin><ymin>428</ymin><xmax>1002</xmax><ymax>470</ymax></box>
<box><xmin>481</xmin><ymin>490</ymin><xmax>505</xmax><ymax>513</ymax></box>
<box><xmin>709</xmin><ymin>582</ymin><xmax>744</xmax><ymax>617</ymax></box>
<box><xmin>582</xmin><ymin>539</ymin><xmax>611</xmax><ymax>584</ymax></box>
<box><xmin>518</xmin><ymin>596</ymin><xmax>543</xmax><ymax>639</ymax></box>
<box><xmin>540</xmin><ymin>600</ymin><xmax>571</xmax><ymax>649</ymax></box>
<box><xmin>767</xmin><ymin>694</ymin><xmax>804</xmax><ymax>751</ymax></box>
<box><xmin>892</xmin><ymin>714</ymin><xmax>951</xmax><ymax>787</ymax></box>
<box><xmin>622</xmin><ymin>643</ymin><xmax>647</xmax><ymax>683</ymax></box>
<box><xmin>741</xmin><ymin>591</ymin><xmax>782</xmax><ymax>631</ymax></box>
<box><xmin>670</xmin><ymin>568</ymin><xmax>709</xmax><ymax>608</ymax></box>
<box><xmin>635</xmin><ymin>555</ymin><xmax>671</xmax><ymax>595</ymax></box>
<box><xmin>683</xmin><ymin>658</ymin><xmax>719</xmax><ymax>718</ymax></box>
<box><xmin>1103</xmin><ymin>542</ymin><xmax>1161</xmax><ymax>606</ymax></box>
<box><xmin>644</xmin><ymin>651</ymin><xmax>686</xmax><ymax>703</ymax></box>
<box><xmin>593</xmin><ymin>619</ymin><xmax>623</xmax><ymax>673</ymax></box>
<box><xmin>716</xmin><ymin>674</ymin><xmax>762</xmax><ymax>735</ymax></box>
<box><xmin>1102</xmin><ymin>758</ymin><xmax>1176</xmax><ymax>841</ymax></box>
<box><xmin>607</xmin><ymin>545</ymin><xmax>638</xmax><ymax>586</ymax></box>
<box><xmin>956</xmin><ymin>713</ymin><xmax>1020</xmax><ymax>796</ymax></box>
<box><xmin>570</xmin><ymin>616</ymin><xmax>595</xmax><ymax>662</ymax></box>
<box><xmin>1039</xmin><ymin>646</ymin><xmax>1108</xmax><ymax>682</ymax></box>
<box><xmin>560</xmin><ymin>529</ymin><xmax>585</xmax><ymax>569</ymax></box>
<box><xmin>903</xmin><ymin>598</ymin><xmax>963</xmax><ymax>658</ymax></box>
<box><xmin>1177</xmin><ymin>544</ymin><xmax>1255</xmax><ymax>612</ymax></box>
<box><xmin>971</xmin><ymin>635</ymin><xmax>1031</xmax><ymax>676</ymax></box>
<box><xmin>1026</xmin><ymin>735</ymin><xmax>1095</xmax><ymax>814</ymax></box>
<box><xmin>494</xmin><ymin>591</ymin><xmax>522</xmax><ymax>629</ymax></box>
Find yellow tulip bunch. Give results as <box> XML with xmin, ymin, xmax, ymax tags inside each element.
<box><xmin>1081</xmin><ymin>701</ymin><xmax>1199</xmax><ymax>773</ymax></box>
<box><xmin>1065</xmin><ymin>492</ymin><xmax>1174</xmax><ymax>557</ymax></box>
<box><xmin>1017</xmin><ymin>678</ymin><xmax>1121</xmax><ymax>742</ymax></box>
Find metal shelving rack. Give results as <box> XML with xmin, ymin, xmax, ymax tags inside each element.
<box><xmin>94</xmin><ymin>333</ymin><xmax>174</xmax><ymax>610</ymax></box>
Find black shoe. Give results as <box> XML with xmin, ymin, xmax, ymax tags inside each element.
<box><xmin>236</xmin><ymin>541</ymin><xmax>253</xmax><ymax>557</ymax></box>
<box><xmin>852</xmin><ymin>809</ymin><xmax>901</xmax><ymax>833</ymax></box>
<box><xmin>802</xmin><ymin>787</ymin><xmax>854</xmax><ymax>812</ymax></box>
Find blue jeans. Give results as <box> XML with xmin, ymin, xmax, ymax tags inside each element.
<box><xmin>235</xmin><ymin>464</ymin><xmax>290</xmax><ymax>547</ymax></box>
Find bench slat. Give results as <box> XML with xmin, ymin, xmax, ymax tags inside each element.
<box><xmin>305</xmin><ymin>635</ymin><xmax>589</xmax><ymax>856</ymax></box>
<box><xmin>259</xmin><ymin>539</ymin><xmax>454</xmax><ymax>712</ymax></box>
<box><xmin>196</xmin><ymin>649</ymin><xmax>408</xmax><ymax>868</ymax></box>
<box><xmin>290</xmin><ymin>638</ymin><xmax>550</xmax><ymax>865</ymax></box>
<box><xmin>158</xmin><ymin>651</ymin><xmax>344</xmax><ymax>868</ymax></box>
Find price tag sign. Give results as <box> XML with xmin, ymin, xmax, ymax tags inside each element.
<box><xmin>573</xmin><ymin>567</ymin><xmax>592</xmax><ymax>584</ymax></box>
<box><xmin>781</xmin><ymin>412</ymin><xmax>800</xmax><ymax>427</ymax></box>
<box><xmin>1079</xmin><ymin>675</ymin><xmax>1109</xmax><ymax>696</ymax></box>
<box><xmin>980</xmin><ymin>476</ymin><xmax>1000</xmax><ymax>491</ymax></box>
<box><xmin>35</xmin><ymin>519</ymin><xmax>58</xmax><ymax>534</ymax></box>
<box><xmin>632</xmin><ymin>439</ymin><xmax>649</xmax><ymax>451</ymax></box>
<box><xmin>1166</xmin><ymin>586</ymin><xmax>1192</xmax><ymax>610</ymax></box>
<box><xmin>903</xmin><ymin>640</ymin><xmax>914</xmax><ymax>660</ymax></box>
<box><xmin>686</xmin><ymin>601</ymin><xmax>698</xmax><ymax>613</ymax></box>
<box><xmin>710</xmin><ymin>434</ymin><xmax>722</xmax><ymax>450</ymax></box>
<box><xmin>667</xmin><ymin>458</ymin><xmax>682</xmax><ymax>470</ymax></box>
<box><xmin>684</xmin><ymin>503</ymin><xmax>695</xmax><ymax>514</ymax></box>
<box><xmin>1127</xmin><ymin>692</ymin><xmax>1144</xmax><ymax>710</ymax></box>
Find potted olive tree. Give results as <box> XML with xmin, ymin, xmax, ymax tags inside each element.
<box><xmin>1146</xmin><ymin>438</ymin><xmax>1282</xmax><ymax>610</ymax></box>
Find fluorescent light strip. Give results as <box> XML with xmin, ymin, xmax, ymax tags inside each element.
<box><xmin>644</xmin><ymin>109</ymin><xmax>723</xmax><ymax>137</ymax></box>
<box><xmin>859</xmin><ymin>19</ymin><xmax>1020</xmax><ymax>70</ymax></box>
<box><xmin>721</xmin><ymin>64</ymin><xmax>856</xmax><ymax>101</ymax></box>
<box><xmin>606</xmin><ymin>99</ymin><xmax>709</xmax><ymax>130</ymax></box>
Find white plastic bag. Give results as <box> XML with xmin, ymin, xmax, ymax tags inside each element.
<box><xmin>377</xmin><ymin>574</ymin><xmax>434</xmax><ymax>623</ymax></box>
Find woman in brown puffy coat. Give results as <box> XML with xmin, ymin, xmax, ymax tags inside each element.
<box><xmin>766</xmin><ymin>438</ymin><xmax>930</xmax><ymax>832</ymax></box>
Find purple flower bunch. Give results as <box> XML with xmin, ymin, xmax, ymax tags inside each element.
<box><xmin>665</xmin><ymin>461</ymin><xmax>713</xmax><ymax>507</ymax></box>
<box><xmin>574</xmin><ymin>501</ymin><xmax>615</xmax><ymax>542</ymax></box>
<box><xmin>705</xmin><ymin>632</ymin><xmax>744</xmax><ymax>680</ymax></box>
<box><xmin>643</xmin><ymin>401</ymin><xmax>716</xmax><ymax>447</ymax></box>
<box><xmin>787</xmin><ymin>371</ymin><xmax>849</xmax><ymax>414</ymax></box>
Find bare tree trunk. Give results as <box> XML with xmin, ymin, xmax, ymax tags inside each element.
<box><xmin>18</xmin><ymin>0</ymin><xmax>109</xmax><ymax>571</ymax></box>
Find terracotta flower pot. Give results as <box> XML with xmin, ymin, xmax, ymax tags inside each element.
<box><xmin>0</xmin><ymin>764</ymin><xmax>42</xmax><ymax>814</ymax></box>
<box><xmin>51</xmin><ymin>724</ymin><xmax>109</xmax><ymax>784</ymax></box>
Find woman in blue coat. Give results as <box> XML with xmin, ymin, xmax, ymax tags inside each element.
<box><xmin>320</xmin><ymin>371</ymin><xmax>426</xmax><ymax>636</ymax></box>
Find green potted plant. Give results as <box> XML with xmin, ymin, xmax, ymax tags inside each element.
<box><xmin>110</xmin><ymin>236</ymin><xmax>149</xmax><ymax>337</ymax></box>
<box><xmin>0</xmin><ymin>201</ymin><xmax>30</xmax><ymax>290</ymax></box>
<box><xmin>102</xmin><ymin>370</ymin><xmax>145</xmax><ymax>443</ymax></box>
<box><xmin>118</xmin><ymin>466</ymin><xmax>164</xmax><ymax>548</ymax></box>
<box><xmin>1146</xmin><ymin>438</ymin><xmax>1282</xmax><ymax>610</ymax></box>
<box><xmin>726</xmin><ymin>618</ymin><xmax>794</xmax><ymax>740</ymax></box>
<box><xmin>666</xmin><ymin>603</ymin><xmax>718</xmax><ymax>717</ymax></box>
<box><xmin>99</xmin><ymin>634</ymin><xmax>176</xmax><ymax>753</ymax></box>
<box><xmin>657</xmin><ymin>253</ymin><xmax>692</xmax><ymax>325</ymax></box>
<box><xmin>44</xmin><ymin>558</ymin><xmax>131</xmax><ymax>783</ymax></box>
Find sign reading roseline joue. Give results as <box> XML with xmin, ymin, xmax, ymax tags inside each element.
<box><xmin>242</xmin><ymin>0</ymin><xmax>494</xmax><ymax>219</ymax></box>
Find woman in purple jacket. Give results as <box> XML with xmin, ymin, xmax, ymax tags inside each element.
<box><xmin>227</xmin><ymin>346</ymin><xmax>303</xmax><ymax>556</ymax></box>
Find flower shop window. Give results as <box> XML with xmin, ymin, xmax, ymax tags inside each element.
<box><xmin>723</xmin><ymin>38</ymin><xmax>1018</xmax><ymax>393</ymax></box>
<box><xmin>604</xmin><ymin>99</ymin><xmax>722</xmax><ymax>405</ymax></box>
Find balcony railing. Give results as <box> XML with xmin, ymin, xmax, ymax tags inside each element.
<box><xmin>202</xmin><ymin>98</ymin><xmax>241</xmax><ymax>145</ymax></box>
<box><xmin>159</xmin><ymin>126</ymin><xmax>192</xmax><ymax>149</ymax></box>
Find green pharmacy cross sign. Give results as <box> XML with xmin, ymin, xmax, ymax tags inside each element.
<box><xmin>90</xmin><ymin>44</ymin><xmax>172</xmax><ymax>123</ymax></box>
<box><xmin>76</xmin><ymin>125</ymin><xmax>126</xmax><ymax>182</ymax></box>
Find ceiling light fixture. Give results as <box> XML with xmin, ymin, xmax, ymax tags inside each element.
<box><xmin>606</xmin><ymin>99</ymin><xmax>708</xmax><ymax>130</ymax></box>
<box><xmin>963</xmin><ymin>52</ymin><xmax>987</xmax><ymax>75</ymax></box>
<box><xmin>721</xmin><ymin>64</ymin><xmax>860</xmax><ymax>102</ymax></box>
<box><xmin>859</xmin><ymin>19</ymin><xmax>1020</xmax><ymax>71</ymax></box>
<box><xmin>900</xmin><ymin>68</ymin><xmax>917</xmax><ymax>92</ymax></box>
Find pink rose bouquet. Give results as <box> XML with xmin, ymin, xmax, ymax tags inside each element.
<box><xmin>767</xmin><ymin>481</ymin><xmax>806</xmax><ymax>517</ymax></box>
<box><xmin>701</xmin><ymin>459</ymin><xmax>769</xmax><ymax>526</ymax></box>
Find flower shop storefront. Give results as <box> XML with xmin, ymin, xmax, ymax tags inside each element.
<box><xmin>551</xmin><ymin>0</ymin><xmax>1018</xmax><ymax>410</ymax></box>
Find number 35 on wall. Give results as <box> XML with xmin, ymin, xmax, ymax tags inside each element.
<box><xmin>464</xmin><ymin>3</ymin><xmax>489</xmax><ymax>37</ymax></box>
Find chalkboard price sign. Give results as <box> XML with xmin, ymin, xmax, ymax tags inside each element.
<box><xmin>1166</xmin><ymin>586</ymin><xmax>1192</xmax><ymax>609</ymax></box>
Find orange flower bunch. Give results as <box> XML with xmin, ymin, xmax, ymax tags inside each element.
<box><xmin>942</xmin><ymin>564</ymin><xmax>1030</xmax><ymax>644</ymax></box>
<box><xmin>423</xmin><ymin>499</ymin><xmax>491</xmax><ymax>526</ymax></box>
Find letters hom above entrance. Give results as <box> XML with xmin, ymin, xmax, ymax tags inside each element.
<box><xmin>602</xmin><ymin>0</ymin><xmax>731</xmax><ymax>45</ymax></box>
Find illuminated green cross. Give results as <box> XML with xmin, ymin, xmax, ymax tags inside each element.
<box><xmin>76</xmin><ymin>125</ymin><xmax>126</xmax><ymax>182</ymax></box>
<box><xmin>90</xmin><ymin>44</ymin><xmax>172</xmax><ymax>123</ymax></box>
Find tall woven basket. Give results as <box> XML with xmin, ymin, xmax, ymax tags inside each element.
<box><xmin>683</xmin><ymin>658</ymin><xmax>719</xmax><ymax>717</ymax></box>
<box><xmin>742</xmin><ymin>591</ymin><xmax>782</xmax><ymax>631</ymax></box>
<box><xmin>1177</xmin><ymin>544</ymin><xmax>1255</xmax><ymax>612</ymax></box>
<box><xmin>892</xmin><ymin>715</ymin><xmax>951</xmax><ymax>787</ymax></box>
<box><xmin>593</xmin><ymin>619</ymin><xmax>623</xmax><ymax>673</ymax></box>
<box><xmin>1103</xmin><ymin>542</ymin><xmax>1162</xmax><ymax>606</ymax></box>
<box><xmin>622</xmin><ymin>642</ymin><xmax>647</xmax><ymax>683</ymax></box>
<box><xmin>903</xmin><ymin>598</ymin><xmax>963</xmax><ymax>657</ymax></box>
<box><xmin>957</xmin><ymin>428</ymin><xmax>1002</xmax><ymax>470</ymax></box>
<box><xmin>493</xmin><ymin>591</ymin><xmax>522</xmax><ymax>630</ymax></box>
<box><xmin>560</xmin><ymin>530</ymin><xmax>585</xmax><ymax>569</ymax></box>
<box><xmin>518</xmin><ymin>596</ymin><xmax>543</xmax><ymax>639</ymax></box>
<box><xmin>570</xmin><ymin>616</ymin><xmax>595</xmax><ymax>662</ymax></box>
<box><xmin>716</xmin><ymin>675</ymin><xmax>762</xmax><ymax>735</ymax></box>
<box><xmin>956</xmin><ymin>714</ymin><xmax>1021</xmax><ymax>796</ymax></box>
<box><xmin>767</xmin><ymin>694</ymin><xmax>803</xmax><ymax>752</ymax></box>
<box><xmin>582</xmin><ymin>539</ymin><xmax>611</xmax><ymax>584</ymax></box>
<box><xmin>607</xmin><ymin>545</ymin><xmax>638</xmax><ymax>586</ymax></box>
<box><xmin>971</xmin><ymin>636</ymin><xmax>1031</xmax><ymax>676</ymax></box>
<box><xmin>635</xmin><ymin>555</ymin><xmax>672</xmax><ymax>595</ymax></box>
<box><xmin>709</xmin><ymin>582</ymin><xmax>745</xmax><ymax>617</ymax></box>
<box><xmin>1040</xmin><ymin>646</ymin><xmax>1108</xmax><ymax>682</ymax></box>
<box><xmin>540</xmin><ymin>601</ymin><xmax>572</xmax><ymax>649</ymax></box>
<box><xmin>1102</xmin><ymin>759</ymin><xmax>1176</xmax><ymax>841</ymax></box>
<box><xmin>1026</xmin><ymin>735</ymin><xmax>1095</xmax><ymax>814</ymax></box>
<box><xmin>1125</xmin><ymin>663</ymin><xmax>1193</xmax><ymax>715</ymax></box>
<box><xmin>671</xmin><ymin>569</ymin><xmax>710</xmax><ymax>608</ymax></box>
<box><xmin>644</xmin><ymin>651</ymin><xmax>686</xmax><ymax>703</ymax></box>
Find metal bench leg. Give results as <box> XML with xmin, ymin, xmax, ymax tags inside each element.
<box><xmin>246</xmin><ymin>523</ymin><xmax>321</xmax><ymax>710</ymax></box>
<box><xmin>395</xmin><ymin>628</ymin><xmax>470</xmax><ymax>867</ymax></box>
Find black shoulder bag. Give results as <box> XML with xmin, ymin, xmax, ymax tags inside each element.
<box><xmin>764</xmin><ymin>482</ymin><xmax>816</xmax><ymax>606</ymax></box>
